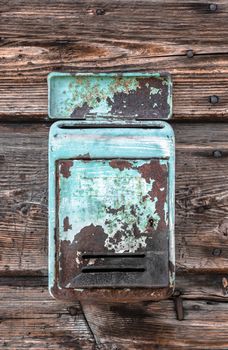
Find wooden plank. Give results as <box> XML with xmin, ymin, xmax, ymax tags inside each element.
<box><xmin>0</xmin><ymin>122</ymin><xmax>228</xmax><ymax>275</ymax></box>
<box><xmin>1</xmin><ymin>272</ymin><xmax>228</xmax><ymax>300</ymax></box>
<box><xmin>81</xmin><ymin>298</ymin><xmax>228</xmax><ymax>350</ymax></box>
<box><xmin>0</xmin><ymin>124</ymin><xmax>49</xmax><ymax>275</ymax></box>
<box><xmin>175</xmin><ymin>273</ymin><xmax>228</xmax><ymax>300</ymax></box>
<box><xmin>0</xmin><ymin>281</ymin><xmax>228</xmax><ymax>349</ymax></box>
<box><xmin>0</xmin><ymin>0</ymin><xmax>228</xmax><ymax>120</ymax></box>
<box><xmin>0</xmin><ymin>285</ymin><xmax>95</xmax><ymax>349</ymax></box>
<box><xmin>1</xmin><ymin>1</ymin><xmax>227</xmax><ymax>46</ymax></box>
<box><xmin>1</xmin><ymin>282</ymin><xmax>228</xmax><ymax>350</ymax></box>
<box><xmin>1</xmin><ymin>55</ymin><xmax>228</xmax><ymax>120</ymax></box>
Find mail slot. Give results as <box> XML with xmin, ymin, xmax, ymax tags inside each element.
<box><xmin>48</xmin><ymin>73</ymin><xmax>175</xmax><ymax>302</ymax></box>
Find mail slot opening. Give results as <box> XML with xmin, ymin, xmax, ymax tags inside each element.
<box><xmin>57</xmin><ymin>122</ymin><xmax>165</xmax><ymax>130</ymax></box>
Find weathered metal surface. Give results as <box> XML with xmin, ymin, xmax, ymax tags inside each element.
<box><xmin>48</xmin><ymin>72</ymin><xmax>172</xmax><ymax>120</ymax></box>
<box><xmin>57</xmin><ymin>159</ymin><xmax>169</xmax><ymax>288</ymax></box>
<box><xmin>49</xmin><ymin>120</ymin><xmax>175</xmax><ymax>301</ymax></box>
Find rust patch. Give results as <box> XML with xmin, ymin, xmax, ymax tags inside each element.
<box><xmin>109</xmin><ymin>159</ymin><xmax>132</xmax><ymax>171</ymax></box>
<box><xmin>59</xmin><ymin>224</ymin><xmax>107</xmax><ymax>287</ymax></box>
<box><xmin>63</xmin><ymin>216</ymin><xmax>72</xmax><ymax>232</ymax></box>
<box><xmin>70</xmin><ymin>102</ymin><xmax>91</xmax><ymax>118</ymax></box>
<box><xmin>135</xmin><ymin>160</ymin><xmax>160</xmax><ymax>184</ymax></box>
<box><xmin>109</xmin><ymin>77</ymin><xmax>170</xmax><ymax>119</ymax></box>
<box><xmin>135</xmin><ymin>160</ymin><xmax>168</xmax><ymax>232</ymax></box>
<box><xmin>59</xmin><ymin>160</ymin><xmax>73</xmax><ymax>178</ymax></box>
<box><xmin>51</xmin><ymin>281</ymin><xmax>173</xmax><ymax>302</ymax></box>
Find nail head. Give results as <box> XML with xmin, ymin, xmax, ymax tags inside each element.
<box><xmin>96</xmin><ymin>8</ymin><xmax>105</xmax><ymax>15</ymax></box>
<box><xmin>213</xmin><ymin>150</ymin><xmax>222</xmax><ymax>158</ymax></box>
<box><xmin>186</xmin><ymin>49</ymin><xmax>194</xmax><ymax>58</ymax></box>
<box><xmin>212</xmin><ymin>248</ymin><xmax>222</xmax><ymax>257</ymax></box>
<box><xmin>209</xmin><ymin>95</ymin><xmax>219</xmax><ymax>105</ymax></box>
<box><xmin>209</xmin><ymin>3</ymin><xmax>217</xmax><ymax>12</ymax></box>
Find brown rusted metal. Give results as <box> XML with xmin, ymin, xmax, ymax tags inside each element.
<box><xmin>56</xmin><ymin>159</ymin><xmax>169</xmax><ymax>290</ymax></box>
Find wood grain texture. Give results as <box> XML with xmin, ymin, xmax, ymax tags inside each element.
<box><xmin>0</xmin><ymin>279</ymin><xmax>228</xmax><ymax>350</ymax></box>
<box><xmin>1</xmin><ymin>55</ymin><xmax>228</xmax><ymax>120</ymax></box>
<box><xmin>0</xmin><ymin>0</ymin><xmax>228</xmax><ymax>120</ymax></box>
<box><xmin>0</xmin><ymin>123</ymin><xmax>228</xmax><ymax>275</ymax></box>
<box><xmin>0</xmin><ymin>285</ymin><xmax>95</xmax><ymax>349</ymax></box>
<box><xmin>82</xmin><ymin>299</ymin><xmax>228</xmax><ymax>350</ymax></box>
<box><xmin>1</xmin><ymin>0</ymin><xmax>228</xmax><ymax>45</ymax></box>
<box><xmin>2</xmin><ymin>272</ymin><xmax>228</xmax><ymax>300</ymax></box>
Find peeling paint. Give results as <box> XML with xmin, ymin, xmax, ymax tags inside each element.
<box><xmin>58</xmin><ymin>159</ymin><xmax>168</xmax><ymax>247</ymax></box>
<box><xmin>48</xmin><ymin>72</ymin><xmax>172</xmax><ymax>120</ymax></box>
<box><xmin>48</xmin><ymin>105</ymin><xmax>175</xmax><ymax>299</ymax></box>
<box><xmin>55</xmin><ymin>157</ymin><xmax>170</xmax><ymax>289</ymax></box>
<box><xmin>59</xmin><ymin>160</ymin><xmax>73</xmax><ymax>178</ymax></box>
<box><xmin>150</xmin><ymin>87</ymin><xmax>160</xmax><ymax>95</ymax></box>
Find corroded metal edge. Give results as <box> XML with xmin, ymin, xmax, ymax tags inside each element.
<box><xmin>50</xmin><ymin>283</ymin><xmax>174</xmax><ymax>303</ymax></box>
<box><xmin>48</xmin><ymin>72</ymin><xmax>173</xmax><ymax>120</ymax></box>
<box><xmin>48</xmin><ymin>120</ymin><xmax>175</xmax><ymax>301</ymax></box>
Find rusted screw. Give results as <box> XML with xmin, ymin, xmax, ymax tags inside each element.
<box><xmin>213</xmin><ymin>150</ymin><xmax>222</xmax><ymax>158</ymax></box>
<box><xmin>96</xmin><ymin>8</ymin><xmax>105</xmax><ymax>15</ymax></box>
<box><xmin>209</xmin><ymin>95</ymin><xmax>219</xmax><ymax>105</ymax></box>
<box><xmin>186</xmin><ymin>49</ymin><xmax>194</xmax><ymax>58</ymax></box>
<box><xmin>209</xmin><ymin>3</ymin><xmax>218</xmax><ymax>12</ymax></box>
<box><xmin>212</xmin><ymin>248</ymin><xmax>222</xmax><ymax>256</ymax></box>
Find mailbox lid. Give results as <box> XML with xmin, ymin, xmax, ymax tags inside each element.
<box><xmin>48</xmin><ymin>72</ymin><xmax>172</xmax><ymax>120</ymax></box>
<box><xmin>49</xmin><ymin>120</ymin><xmax>175</xmax><ymax>299</ymax></box>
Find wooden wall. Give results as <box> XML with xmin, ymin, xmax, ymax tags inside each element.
<box><xmin>1</xmin><ymin>1</ymin><xmax>228</xmax><ymax>349</ymax></box>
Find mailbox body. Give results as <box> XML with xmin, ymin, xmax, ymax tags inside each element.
<box><xmin>49</xmin><ymin>120</ymin><xmax>175</xmax><ymax>302</ymax></box>
<box><xmin>48</xmin><ymin>73</ymin><xmax>175</xmax><ymax>302</ymax></box>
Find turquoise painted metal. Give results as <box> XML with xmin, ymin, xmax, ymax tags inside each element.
<box><xmin>48</xmin><ymin>73</ymin><xmax>175</xmax><ymax>302</ymax></box>
<box><xmin>48</xmin><ymin>72</ymin><xmax>172</xmax><ymax>120</ymax></box>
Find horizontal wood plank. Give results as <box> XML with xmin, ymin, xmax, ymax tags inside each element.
<box><xmin>0</xmin><ymin>0</ymin><xmax>228</xmax><ymax>120</ymax></box>
<box><xmin>1</xmin><ymin>1</ymin><xmax>228</xmax><ymax>46</ymax></box>
<box><xmin>0</xmin><ymin>285</ymin><xmax>95</xmax><ymax>349</ymax></box>
<box><xmin>1</xmin><ymin>272</ymin><xmax>228</xmax><ymax>301</ymax></box>
<box><xmin>1</xmin><ymin>54</ymin><xmax>228</xmax><ymax>120</ymax></box>
<box><xmin>82</xmin><ymin>298</ymin><xmax>228</xmax><ymax>350</ymax></box>
<box><xmin>1</xmin><ymin>283</ymin><xmax>228</xmax><ymax>350</ymax></box>
<box><xmin>0</xmin><ymin>123</ymin><xmax>228</xmax><ymax>275</ymax></box>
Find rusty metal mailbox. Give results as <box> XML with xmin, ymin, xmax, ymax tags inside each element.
<box><xmin>48</xmin><ymin>73</ymin><xmax>175</xmax><ymax>302</ymax></box>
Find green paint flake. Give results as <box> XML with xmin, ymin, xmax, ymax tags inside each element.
<box><xmin>51</xmin><ymin>76</ymin><xmax>140</xmax><ymax>118</ymax></box>
<box><xmin>150</xmin><ymin>87</ymin><xmax>160</xmax><ymax>95</ymax></box>
<box><xmin>58</xmin><ymin>159</ymin><xmax>168</xmax><ymax>253</ymax></box>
